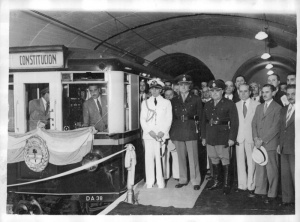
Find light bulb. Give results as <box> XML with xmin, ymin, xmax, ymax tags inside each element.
<box><xmin>261</xmin><ymin>53</ymin><xmax>271</xmax><ymax>59</ymax></box>
<box><xmin>255</xmin><ymin>31</ymin><xmax>268</xmax><ymax>40</ymax></box>
<box><xmin>267</xmin><ymin>70</ymin><xmax>274</xmax><ymax>75</ymax></box>
<box><xmin>265</xmin><ymin>63</ymin><xmax>273</xmax><ymax>69</ymax></box>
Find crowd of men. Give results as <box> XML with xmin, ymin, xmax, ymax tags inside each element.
<box><xmin>139</xmin><ymin>72</ymin><xmax>296</xmax><ymax>207</ymax></box>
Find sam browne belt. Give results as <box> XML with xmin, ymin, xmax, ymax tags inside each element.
<box><xmin>174</xmin><ymin>115</ymin><xmax>198</xmax><ymax>122</ymax></box>
<box><xmin>207</xmin><ymin>119</ymin><xmax>230</xmax><ymax>126</ymax></box>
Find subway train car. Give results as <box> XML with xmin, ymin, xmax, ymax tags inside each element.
<box><xmin>7</xmin><ymin>45</ymin><xmax>172</xmax><ymax>214</ymax></box>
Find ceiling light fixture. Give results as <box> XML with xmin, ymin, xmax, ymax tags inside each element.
<box><xmin>267</xmin><ymin>70</ymin><xmax>274</xmax><ymax>75</ymax></box>
<box><xmin>265</xmin><ymin>63</ymin><xmax>273</xmax><ymax>69</ymax></box>
<box><xmin>255</xmin><ymin>30</ymin><xmax>268</xmax><ymax>40</ymax></box>
<box><xmin>261</xmin><ymin>53</ymin><xmax>271</xmax><ymax>59</ymax></box>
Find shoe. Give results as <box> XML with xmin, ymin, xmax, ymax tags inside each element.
<box><xmin>235</xmin><ymin>188</ymin><xmax>247</xmax><ymax>193</ymax></box>
<box><xmin>264</xmin><ymin>197</ymin><xmax>276</xmax><ymax>204</ymax></box>
<box><xmin>206</xmin><ymin>164</ymin><xmax>223</xmax><ymax>190</ymax></box>
<box><xmin>248</xmin><ymin>190</ymin><xmax>255</xmax><ymax>198</ymax></box>
<box><xmin>223</xmin><ymin>164</ymin><xmax>231</xmax><ymax>195</ymax></box>
<box><xmin>194</xmin><ymin>185</ymin><xmax>200</xmax><ymax>190</ymax></box>
<box><xmin>175</xmin><ymin>183</ymin><xmax>188</xmax><ymax>188</ymax></box>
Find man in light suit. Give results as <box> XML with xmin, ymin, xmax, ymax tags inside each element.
<box><xmin>28</xmin><ymin>87</ymin><xmax>50</xmax><ymax>131</ymax></box>
<box><xmin>252</xmin><ymin>84</ymin><xmax>281</xmax><ymax>203</ymax></box>
<box><xmin>277</xmin><ymin>84</ymin><xmax>295</xmax><ymax>207</ymax></box>
<box><xmin>140</xmin><ymin>78</ymin><xmax>172</xmax><ymax>188</ymax></box>
<box><xmin>235</xmin><ymin>84</ymin><xmax>259</xmax><ymax>195</ymax></box>
<box><xmin>83</xmin><ymin>84</ymin><xmax>107</xmax><ymax>132</ymax></box>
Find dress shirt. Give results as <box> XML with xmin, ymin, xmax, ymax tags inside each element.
<box><xmin>93</xmin><ymin>97</ymin><xmax>102</xmax><ymax>111</ymax></box>
<box><xmin>225</xmin><ymin>94</ymin><xmax>233</xmax><ymax>100</ymax></box>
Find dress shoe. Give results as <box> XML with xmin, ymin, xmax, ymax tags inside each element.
<box><xmin>248</xmin><ymin>190</ymin><xmax>255</xmax><ymax>198</ymax></box>
<box><xmin>234</xmin><ymin>188</ymin><xmax>247</xmax><ymax>193</ymax></box>
<box><xmin>194</xmin><ymin>185</ymin><xmax>200</xmax><ymax>190</ymax></box>
<box><xmin>175</xmin><ymin>183</ymin><xmax>187</xmax><ymax>188</ymax></box>
<box><xmin>264</xmin><ymin>197</ymin><xmax>275</xmax><ymax>204</ymax></box>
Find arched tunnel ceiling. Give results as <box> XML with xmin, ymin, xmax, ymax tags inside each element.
<box><xmin>10</xmin><ymin>11</ymin><xmax>297</xmax><ymax>65</ymax></box>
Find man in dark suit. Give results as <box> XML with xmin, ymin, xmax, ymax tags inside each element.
<box><xmin>267</xmin><ymin>74</ymin><xmax>289</xmax><ymax>107</ymax></box>
<box><xmin>28</xmin><ymin>87</ymin><xmax>50</xmax><ymax>131</ymax></box>
<box><xmin>201</xmin><ymin>80</ymin><xmax>239</xmax><ymax>195</ymax></box>
<box><xmin>252</xmin><ymin>84</ymin><xmax>282</xmax><ymax>204</ymax></box>
<box><xmin>170</xmin><ymin>74</ymin><xmax>203</xmax><ymax>190</ymax></box>
<box><xmin>233</xmin><ymin>75</ymin><xmax>246</xmax><ymax>103</ymax></box>
<box><xmin>224</xmin><ymin>80</ymin><xmax>239</xmax><ymax>103</ymax></box>
<box><xmin>277</xmin><ymin>84</ymin><xmax>295</xmax><ymax>206</ymax></box>
<box><xmin>83</xmin><ymin>84</ymin><xmax>107</xmax><ymax>132</ymax></box>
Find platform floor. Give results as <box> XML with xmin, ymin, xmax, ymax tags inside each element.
<box><xmin>108</xmin><ymin>179</ymin><xmax>295</xmax><ymax>215</ymax></box>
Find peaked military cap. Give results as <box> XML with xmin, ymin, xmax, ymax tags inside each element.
<box><xmin>148</xmin><ymin>78</ymin><xmax>165</xmax><ymax>89</ymax></box>
<box><xmin>175</xmin><ymin>74</ymin><xmax>192</xmax><ymax>83</ymax></box>
<box><xmin>208</xmin><ymin>80</ymin><xmax>225</xmax><ymax>90</ymax></box>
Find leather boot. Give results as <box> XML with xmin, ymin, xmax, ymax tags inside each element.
<box><xmin>206</xmin><ymin>163</ymin><xmax>222</xmax><ymax>190</ymax></box>
<box><xmin>223</xmin><ymin>164</ymin><xmax>231</xmax><ymax>195</ymax></box>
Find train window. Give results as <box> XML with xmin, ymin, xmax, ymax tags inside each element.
<box><xmin>62</xmin><ymin>83</ymin><xmax>108</xmax><ymax>132</ymax></box>
<box><xmin>26</xmin><ymin>84</ymin><xmax>50</xmax><ymax>132</ymax></box>
<box><xmin>8</xmin><ymin>85</ymin><xmax>14</xmax><ymax>132</ymax></box>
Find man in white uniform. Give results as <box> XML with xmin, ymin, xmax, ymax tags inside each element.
<box><xmin>140</xmin><ymin>78</ymin><xmax>173</xmax><ymax>188</ymax></box>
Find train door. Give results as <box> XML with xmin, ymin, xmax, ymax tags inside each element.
<box><xmin>13</xmin><ymin>72</ymin><xmax>63</xmax><ymax>133</ymax></box>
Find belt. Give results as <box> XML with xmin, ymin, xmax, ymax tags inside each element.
<box><xmin>174</xmin><ymin>115</ymin><xmax>195</xmax><ymax>122</ymax></box>
<box><xmin>207</xmin><ymin>119</ymin><xmax>230</xmax><ymax>126</ymax></box>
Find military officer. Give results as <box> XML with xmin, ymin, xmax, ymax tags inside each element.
<box><xmin>201</xmin><ymin>80</ymin><xmax>239</xmax><ymax>195</ymax></box>
<box><xmin>140</xmin><ymin>78</ymin><xmax>172</xmax><ymax>189</ymax></box>
<box><xmin>170</xmin><ymin>74</ymin><xmax>203</xmax><ymax>190</ymax></box>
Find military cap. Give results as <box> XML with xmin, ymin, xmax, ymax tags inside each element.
<box><xmin>175</xmin><ymin>74</ymin><xmax>192</xmax><ymax>83</ymax></box>
<box><xmin>148</xmin><ymin>78</ymin><xmax>164</xmax><ymax>89</ymax></box>
<box><xmin>208</xmin><ymin>80</ymin><xmax>225</xmax><ymax>90</ymax></box>
<box><xmin>40</xmin><ymin>87</ymin><xmax>49</xmax><ymax>94</ymax></box>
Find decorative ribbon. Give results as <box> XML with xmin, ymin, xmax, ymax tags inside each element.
<box><xmin>7</xmin><ymin>148</ymin><xmax>128</xmax><ymax>187</ymax></box>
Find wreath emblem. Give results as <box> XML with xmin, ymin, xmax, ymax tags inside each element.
<box><xmin>24</xmin><ymin>135</ymin><xmax>49</xmax><ymax>172</ymax></box>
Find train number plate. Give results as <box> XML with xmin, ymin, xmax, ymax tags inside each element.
<box><xmin>83</xmin><ymin>195</ymin><xmax>104</xmax><ymax>202</ymax></box>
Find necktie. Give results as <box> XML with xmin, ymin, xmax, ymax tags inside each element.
<box><xmin>45</xmin><ymin>102</ymin><xmax>50</xmax><ymax>115</ymax></box>
<box><xmin>263</xmin><ymin>102</ymin><xmax>268</xmax><ymax>114</ymax></box>
<box><xmin>243</xmin><ymin>101</ymin><xmax>247</xmax><ymax>118</ymax></box>
<box><xmin>154</xmin><ymin>98</ymin><xmax>157</xmax><ymax>106</ymax></box>
<box><xmin>254</xmin><ymin>97</ymin><xmax>256</xmax><ymax>101</ymax></box>
<box><xmin>97</xmin><ymin>99</ymin><xmax>102</xmax><ymax>116</ymax></box>
<box><xmin>286</xmin><ymin>104</ymin><xmax>293</xmax><ymax>125</ymax></box>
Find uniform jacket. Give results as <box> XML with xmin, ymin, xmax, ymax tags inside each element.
<box><xmin>279</xmin><ymin>105</ymin><xmax>295</xmax><ymax>155</ymax></box>
<box><xmin>140</xmin><ymin>95</ymin><xmax>172</xmax><ymax>140</ymax></box>
<box><xmin>236</xmin><ymin>99</ymin><xmax>260</xmax><ymax>144</ymax></box>
<box><xmin>83</xmin><ymin>96</ymin><xmax>108</xmax><ymax>131</ymax></box>
<box><xmin>170</xmin><ymin>93</ymin><xmax>202</xmax><ymax>141</ymax></box>
<box><xmin>28</xmin><ymin>98</ymin><xmax>50</xmax><ymax>131</ymax></box>
<box><xmin>201</xmin><ymin>97</ymin><xmax>239</xmax><ymax>146</ymax></box>
<box><xmin>252</xmin><ymin>100</ymin><xmax>281</xmax><ymax>151</ymax></box>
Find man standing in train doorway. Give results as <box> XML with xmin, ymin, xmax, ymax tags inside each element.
<box><xmin>201</xmin><ymin>80</ymin><xmax>239</xmax><ymax>195</ymax></box>
<box><xmin>28</xmin><ymin>87</ymin><xmax>51</xmax><ymax>131</ymax></box>
<box><xmin>170</xmin><ymin>74</ymin><xmax>202</xmax><ymax>190</ymax></box>
<box><xmin>82</xmin><ymin>84</ymin><xmax>108</xmax><ymax>132</ymax></box>
<box><xmin>140</xmin><ymin>78</ymin><xmax>172</xmax><ymax>189</ymax></box>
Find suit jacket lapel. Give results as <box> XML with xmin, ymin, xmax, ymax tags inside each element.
<box><xmin>263</xmin><ymin>101</ymin><xmax>275</xmax><ymax>118</ymax></box>
<box><xmin>286</xmin><ymin>111</ymin><xmax>295</xmax><ymax>128</ymax></box>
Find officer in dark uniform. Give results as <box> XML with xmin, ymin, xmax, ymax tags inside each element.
<box><xmin>201</xmin><ymin>80</ymin><xmax>239</xmax><ymax>195</ymax></box>
<box><xmin>170</xmin><ymin>74</ymin><xmax>203</xmax><ymax>190</ymax></box>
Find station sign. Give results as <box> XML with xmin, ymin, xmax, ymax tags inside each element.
<box><xmin>9</xmin><ymin>51</ymin><xmax>64</xmax><ymax>69</ymax></box>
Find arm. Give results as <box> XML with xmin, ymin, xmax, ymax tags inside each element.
<box><xmin>252</xmin><ymin>106</ymin><xmax>259</xmax><ymax>139</ymax></box>
<box><xmin>201</xmin><ymin>103</ymin><xmax>207</xmax><ymax>143</ymax></box>
<box><xmin>228</xmin><ymin>102</ymin><xmax>239</xmax><ymax>142</ymax></box>
<box><xmin>158</xmin><ymin>100</ymin><xmax>173</xmax><ymax>137</ymax></box>
<box><xmin>82</xmin><ymin>101</ymin><xmax>90</xmax><ymax>127</ymax></box>
<box><xmin>140</xmin><ymin>100</ymin><xmax>153</xmax><ymax>134</ymax></box>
